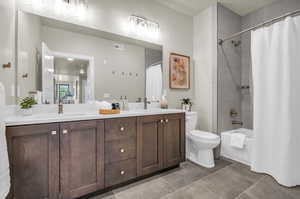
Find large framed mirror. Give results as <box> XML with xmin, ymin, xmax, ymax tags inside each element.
<box><xmin>17</xmin><ymin>10</ymin><xmax>163</xmax><ymax>104</ymax></box>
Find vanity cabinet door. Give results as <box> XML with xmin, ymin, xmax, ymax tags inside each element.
<box><xmin>6</xmin><ymin>124</ymin><xmax>60</xmax><ymax>199</ymax></box>
<box><xmin>137</xmin><ymin>115</ymin><xmax>164</xmax><ymax>176</ymax></box>
<box><xmin>163</xmin><ymin>113</ymin><xmax>186</xmax><ymax>168</ymax></box>
<box><xmin>60</xmin><ymin>120</ymin><xmax>105</xmax><ymax>199</ymax></box>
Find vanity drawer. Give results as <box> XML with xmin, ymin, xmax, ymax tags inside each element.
<box><xmin>105</xmin><ymin>117</ymin><xmax>137</xmax><ymax>141</ymax></box>
<box><xmin>105</xmin><ymin>158</ymin><xmax>137</xmax><ymax>187</ymax></box>
<box><xmin>105</xmin><ymin>138</ymin><xmax>136</xmax><ymax>164</ymax></box>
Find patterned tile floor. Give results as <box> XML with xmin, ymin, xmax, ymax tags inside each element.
<box><xmin>90</xmin><ymin>160</ymin><xmax>300</xmax><ymax>199</ymax></box>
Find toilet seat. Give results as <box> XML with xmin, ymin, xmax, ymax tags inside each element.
<box><xmin>188</xmin><ymin>130</ymin><xmax>220</xmax><ymax>142</ymax></box>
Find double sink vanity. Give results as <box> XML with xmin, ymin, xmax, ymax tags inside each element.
<box><xmin>5</xmin><ymin>109</ymin><xmax>185</xmax><ymax>199</ymax></box>
<box><xmin>3</xmin><ymin>9</ymin><xmax>186</xmax><ymax>199</ymax></box>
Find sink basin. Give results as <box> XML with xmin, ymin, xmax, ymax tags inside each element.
<box><xmin>58</xmin><ymin>113</ymin><xmax>93</xmax><ymax>117</ymax></box>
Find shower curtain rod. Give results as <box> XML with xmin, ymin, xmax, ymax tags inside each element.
<box><xmin>218</xmin><ymin>8</ymin><xmax>300</xmax><ymax>45</ymax></box>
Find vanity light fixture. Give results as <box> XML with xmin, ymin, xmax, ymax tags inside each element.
<box><xmin>128</xmin><ymin>15</ymin><xmax>160</xmax><ymax>40</ymax></box>
<box><xmin>67</xmin><ymin>57</ymin><xmax>74</xmax><ymax>61</ymax></box>
<box><xmin>52</xmin><ymin>0</ymin><xmax>88</xmax><ymax>20</ymax></box>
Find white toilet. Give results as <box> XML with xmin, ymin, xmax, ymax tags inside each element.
<box><xmin>185</xmin><ymin>111</ymin><xmax>220</xmax><ymax>168</ymax></box>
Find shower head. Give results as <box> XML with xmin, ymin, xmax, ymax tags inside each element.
<box><xmin>231</xmin><ymin>40</ymin><xmax>241</xmax><ymax>47</ymax></box>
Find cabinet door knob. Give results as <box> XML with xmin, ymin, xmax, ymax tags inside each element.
<box><xmin>51</xmin><ymin>131</ymin><xmax>57</xmax><ymax>135</ymax></box>
<box><xmin>120</xmin><ymin>148</ymin><xmax>125</xmax><ymax>153</ymax></box>
<box><xmin>63</xmin><ymin>130</ymin><xmax>68</xmax><ymax>134</ymax></box>
<box><xmin>165</xmin><ymin>119</ymin><xmax>169</xmax><ymax>123</ymax></box>
<box><xmin>120</xmin><ymin>170</ymin><xmax>125</xmax><ymax>175</ymax></box>
<box><xmin>120</xmin><ymin>127</ymin><xmax>125</xmax><ymax>132</ymax></box>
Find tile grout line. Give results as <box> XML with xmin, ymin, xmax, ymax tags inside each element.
<box><xmin>199</xmin><ymin>163</ymin><xmax>266</xmax><ymax>199</ymax></box>
<box><xmin>157</xmin><ymin>162</ymin><xmax>235</xmax><ymax>199</ymax></box>
<box><xmin>101</xmin><ymin>161</ymin><xmax>235</xmax><ymax>199</ymax></box>
<box><xmin>233</xmin><ymin>175</ymin><xmax>266</xmax><ymax>199</ymax></box>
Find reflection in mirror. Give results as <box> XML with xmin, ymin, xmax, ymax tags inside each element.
<box><xmin>145</xmin><ymin>49</ymin><xmax>163</xmax><ymax>102</ymax></box>
<box><xmin>54</xmin><ymin>57</ymin><xmax>89</xmax><ymax>104</ymax></box>
<box><xmin>17</xmin><ymin>11</ymin><xmax>163</xmax><ymax>104</ymax></box>
<box><xmin>41</xmin><ymin>42</ymin><xmax>94</xmax><ymax>104</ymax></box>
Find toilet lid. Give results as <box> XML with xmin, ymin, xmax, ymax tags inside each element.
<box><xmin>190</xmin><ymin>130</ymin><xmax>219</xmax><ymax>140</ymax></box>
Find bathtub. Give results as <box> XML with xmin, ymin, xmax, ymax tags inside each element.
<box><xmin>220</xmin><ymin>128</ymin><xmax>253</xmax><ymax>166</ymax></box>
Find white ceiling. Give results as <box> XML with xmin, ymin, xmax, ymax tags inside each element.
<box><xmin>155</xmin><ymin>0</ymin><xmax>280</xmax><ymax>16</ymax></box>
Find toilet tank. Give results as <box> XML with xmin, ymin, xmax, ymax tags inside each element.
<box><xmin>185</xmin><ymin>111</ymin><xmax>198</xmax><ymax>133</ymax></box>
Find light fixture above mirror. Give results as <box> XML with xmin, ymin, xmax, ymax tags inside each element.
<box><xmin>128</xmin><ymin>15</ymin><xmax>160</xmax><ymax>40</ymax></box>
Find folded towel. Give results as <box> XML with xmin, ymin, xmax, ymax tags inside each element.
<box><xmin>0</xmin><ymin>170</ymin><xmax>10</xmax><ymax>199</ymax></box>
<box><xmin>230</xmin><ymin>133</ymin><xmax>246</xmax><ymax>149</ymax></box>
<box><xmin>0</xmin><ymin>82</ymin><xmax>10</xmax><ymax>199</ymax></box>
<box><xmin>95</xmin><ymin>101</ymin><xmax>112</xmax><ymax>110</ymax></box>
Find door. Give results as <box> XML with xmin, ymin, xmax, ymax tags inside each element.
<box><xmin>6</xmin><ymin>124</ymin><xmax>60</xmax><ymax>199</ymax></box>
<box><xmin>137</xmin><ymin>115</ymin><xmax>164</xmax><ymax>176</ymax></box>
<box><xmin>60</xmin><ymin>120</ymin><xmax>105</xmax><ymax>199</ymax></box>
<box><xmin>42</xmin><ymin>42</ymin><xmax>55</xmax><ymax>104</ymax></box>
<box><xmin>0</xmin><ymin>0</ymin><xmax>15</xmax><ymax>104</ymax></box>
<box><xmin>163</xmin><ymin>113</ymin><xmax>185</xmax><ymax>168</ymax></box>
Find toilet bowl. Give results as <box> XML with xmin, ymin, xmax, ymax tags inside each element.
<box><xmin>185</xmin><ymin>112</ymin><xmax>220</xmax><ymax>168</ymax></box>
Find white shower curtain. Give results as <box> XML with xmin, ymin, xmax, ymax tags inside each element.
<box><xmin>251</xmin><ymin>16</ymin><xmax>300</xmax><ymax>187</ymax></box>
<box><xmin>146</xmin><ymin>64</ymin><xmax>162</xmax><ymax>101</ymax></box>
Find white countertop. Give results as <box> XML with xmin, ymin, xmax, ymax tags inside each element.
<box><xmin>5</xmin><ymin>109</ymin><xmax>185</xmax><ymax>127</ymax></box>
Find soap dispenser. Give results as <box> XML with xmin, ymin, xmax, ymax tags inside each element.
<box><xmin>120</xmin><ymin>96</ymin><xmax>124</xmax><ymax>110</ymax></box>
<box><xmin>160</xmin><ymin>90</ymin><xmax>168</xmax><ymax>109</ymax></box>
<box><xmin>124</xmin><ymin>96</ymin><xmax>129</xmax><ymax>110</ymax></box>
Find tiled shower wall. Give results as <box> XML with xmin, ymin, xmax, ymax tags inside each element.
<box><xmin>218</xmin><ymin>0</ymin><xmax>300</xmax><ymax>132</ymax></box>
<box><xmin>217</xmin><ymin>4</ymin><xmax>242</xmax><ymax>132</ymax></box>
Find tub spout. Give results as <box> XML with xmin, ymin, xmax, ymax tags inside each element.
<box><xmin>232</xmin><ymin>121</ymin><xmax>243</xmax><ymax>125</ymax></box>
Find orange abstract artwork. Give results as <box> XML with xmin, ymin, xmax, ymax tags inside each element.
<box><xmin>169</xmin><ymin>53</ymin><xmax>190</xmax><ymax>89</ymax></box>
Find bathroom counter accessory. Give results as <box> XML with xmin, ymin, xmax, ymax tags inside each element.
<box><xmin>99</xmin><ymin>109</ymin><xmax>121</xmax><ymax>115</ymax></box>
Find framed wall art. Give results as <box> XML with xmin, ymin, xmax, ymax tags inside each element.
<box><xmin>169</xmin><ymin>53</ymin><xmax>190</xmax><ymax>89</ymax></box>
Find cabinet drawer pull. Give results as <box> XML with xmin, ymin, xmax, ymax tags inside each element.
<box><xmin>51</xmin><ymin>131</ymin><xmax>57</xmax><ymax>135</ymax></box>
<box><xmin>120</xmin><ymin>148</ymin><xmax>125</xmax><ymax>153</ymax></box>
<box><xmin>63</xmin><ymin>130</ymin><xmax>68</xmax><ymax>134</ymax></box>
<box><xmin>120</xmin><ymin>170</ymin><xmax>125</xmax><ymax>175</ymax></box>
<box><xmin>120</xmin><ymin>127</ymin><xmax>125</xmax><ymax>132</ymax></box>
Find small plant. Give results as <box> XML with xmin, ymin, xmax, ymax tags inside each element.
<box><xmin>20</xmin><ymin>97</ymin><xmax>37</xmax><ymax>109</ymax></box>
<box><xmin>181</xmin><ymin>98</ymin><xmax>192</xmax><ymax>105</ymax></box>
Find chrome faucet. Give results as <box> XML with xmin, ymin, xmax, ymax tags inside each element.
<box><xmin>58</xmin><ymin>102</ymin><xmax>63</xmax><ymax>114</ymax></box>
<box><xmin>144</xmin><ymin>97</ymin><xmax>151</xmax><ymax>110</ymax></box>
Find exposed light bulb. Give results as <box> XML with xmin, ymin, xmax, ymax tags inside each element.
<box><xmin>128</xmin><ymin>15</ymin><xmax>160</xmax><ymax>40</ymax></box>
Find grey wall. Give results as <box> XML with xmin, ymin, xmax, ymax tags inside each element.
<box><xmin>217</xmin><ymin>4</ymin><xmax>242</xmax><ymax>132</ymax></box>
<box><xmin>241</xmin><ymin>0</ymin><xmax>300</xmax><ymax>129</ymax></box>
<box><xmin>42</xmin><ymin>26</ymin><xmax>146</xmax><ymax>102</ymax></box>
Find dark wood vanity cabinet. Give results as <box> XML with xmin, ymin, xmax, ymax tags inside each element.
<box><xmin>6</xmin><ymin>124</ymin><xmax>60</xmax><ymax>199</ymax></box>
<box><xmin>104</xmin><ymin>118</ymin><xmax>137</xmax><ymax>187</ymax></box>
<box><xmin>137</xmin><ymin>115</ymin><xmax>164</xmax><ymax>176</ymax></box>
<box><xmin>163</xmin><ymin>114</ymin><xmax>185</xmax><ymax>168</ymax></box>
<box><xmin>137</xmin><ymin>113</ymin><xmax>185</xmax><ymax>176</ymax></box>
<box><xmin>6</xmin><ymin>121</ymin><xmax>105</xmax><ymax>199</ymax></box>
<box><xmin>60</xmin><ymin>120</ymin><xmax>105</xmax><ymax>199</ymax></box>
<box><xmin>6</xmin><ymin>113</ymin><xmax>185</xmax><ymax>199</ymax></box>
